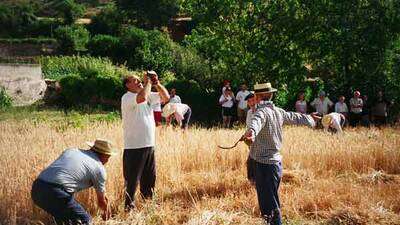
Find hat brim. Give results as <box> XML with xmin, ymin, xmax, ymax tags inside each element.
<box><xmin>254</xmin><ymin>88</ymin><xmax>277</xmax><ymax>94</ymax></box>
<box><xmin>86</xmin><ymin>141</ymin><xmax>117</xmax><ymax>156</ymax></box>
<box><xmin>321</xmin><ymin>116</ymin><xmax>333</xmax><ymax>127</ymax></box>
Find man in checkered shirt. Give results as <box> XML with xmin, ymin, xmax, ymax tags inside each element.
<box><xmin>243</xmin><ymin>83</ymin><xmax>320</xmax><ymax>225</ymax></box>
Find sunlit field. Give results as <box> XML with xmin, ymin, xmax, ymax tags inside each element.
<box><xmin>0</xmin><ymin>114</ymin><xmax>399</xmax><ymax>225</ymax></box>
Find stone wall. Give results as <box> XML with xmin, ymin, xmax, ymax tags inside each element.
<box><xmin>0</xmin><ymin>64</ymin><xmax>47</xmax><ymax>106</ymax></box>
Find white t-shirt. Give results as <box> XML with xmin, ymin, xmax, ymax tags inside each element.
<box><xmin>121</xmin><ymin>91</ymin><xmax>157</xmax><ymax>149</ymax></box>
<box><xmin>236</xmin><ymin>90</ymin><xmax>250</xmax><ymax>109</ymax></box>
<box><xmin>219</xmin><ymin>94</ymin><xmax>234</xmax><ymax>108</ymax></box>
<box><xmin>149</xmin><ymin>92</ymin><xmax>162</xmax><ymax>112</ymax></box>
<box><xmin>335</xmin><ymin>102</ymin><xmax>348</xmax><ymax>113</ymax></box>
<box><xmin>169</xmin><ymin>95</ymin><xmax>181</xmax><ymax>104</ymax></box>
<box><xmin>310</xmin><ymin>97</ymin><xmax>333</xmax><ymax>115</ymax></box>
<box><xmin>323</xmin><ymin>112</ymin><xmax>344</xmax><ymax>133</ymax></box>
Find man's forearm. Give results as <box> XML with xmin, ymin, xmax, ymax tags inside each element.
<box><xmin>137</xmin><ymin>81</ymin><xmax>152</xmax><ymax>103</ymax></box>
<box><xmin>155</xmin><ymin>84</ymin><xmax>170</xmax><ymax>103</ymax></box>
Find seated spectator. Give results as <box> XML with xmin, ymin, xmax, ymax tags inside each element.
<box><xmin>349</xmin><ymin>91</ymin><xmax>363</xmax><ymax>127</ymax></box>
<box><xmin>310</xmin><ymin>91</ymin><xmax>333</xmax><ymax>115</ymax></box>
<box><xmin>295</xmin><ymin>92</ymin><xmax>307</xmax><ymax>113</ymax></box>
<box><xmin>335</xmin><ymin>95</ymin><xmax>349</xmax><ymax>124</ymax></box>
<box><xmin>322</xmin><ymin>112</ymin><xmax>346</xmax><ymax>133</ymax></box>
<box><xmin>162</xmin><ymin>103</ymin><xmax>192</xmax><ymax>130</ymax></box>
<box><xmin>219</xmin><ymin>87</ymin><xmax>235</xmax><ymax>128</ymax></box>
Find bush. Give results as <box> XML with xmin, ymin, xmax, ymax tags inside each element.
<box><xmin>87</xmin><ymin>3</ymin><xmax>124</xmax><ymax>35</ymax></box>
<box><xmin>39</xmin><ymin>56</ymin><xmax>129</xmax><ymax>108</ymax></box>
<box><xmin>0</xmin><ymin>2</ymin><xmax>37</xmax><ymax>37</ymax></box>
<box><xmin>55</xmin><ymin>25</ymin><xmax>89</xmax><ymax>54</ymax></box>
<box><xmin>165</xmin><ymin>79</ymin><xmax>220</xmax><ymax>124</ymax></box>
<box><xmin>87</xmin><ymin>35</ymin><xmax>123</xmax><ymax>62</ymax></box>
<box><xmin>0</xmin><ymin>87</ymin><xmax>12</xmax><ymax>109</ymax></box>
<box><xmin>56</xmin><ymin>0</ymin><xmax>86</xmax><ymax>24</ymax></box>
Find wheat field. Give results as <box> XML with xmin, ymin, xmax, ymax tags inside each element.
<box><xmin>0</xmin><ymin>118</ymin><xmax>400</xmax><ymax>225</ymax></box>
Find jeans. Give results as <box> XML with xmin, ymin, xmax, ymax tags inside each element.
<box><xmin>123</xmin><ymin>147</ymin><xmax>156</xmax><ymax>210</ymax></box>
<box><xmin>31</xmin><ymin>179</ymin><xmax>90</xmax><ymax>225</ymax></box>
<box><xmin>254</xmin><ymin>161</ymin><xmax>283</xmax><ymax>225</ymax></box>
<box><xmin>181</xmin><ymin>107</ymin><xmax>192</xmax><ymax>129</ymax></box>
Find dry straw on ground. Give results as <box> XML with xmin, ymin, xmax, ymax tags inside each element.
<box><xmin>0</xmin><ymin>119</ymin><xmax>399</xmax><ymax>225</ymax></box>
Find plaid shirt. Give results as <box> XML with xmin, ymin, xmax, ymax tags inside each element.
<box><xmin>248</xmin><ymin>101</ymin><xmax>316</xmax><ymax>164</ymax></box>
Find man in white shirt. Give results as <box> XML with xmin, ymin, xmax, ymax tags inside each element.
<box><xmin>236</xmin><ymin>84</ymin><xmax>251</xmax><ymax>123</ymax></box>
<box><xmin>310</xmin><ymin>91</ymin><xmax>333</xmax><ymax>115</ymax></box>
<box><xmin>335</xmin><ymin>95</ymin><xmax>349</xmax><ymax>125</ymax></box>
<box><xmin>121</xmin><ymin>71</ymin><xmax>169</xmax><ymax>211</ymax></box>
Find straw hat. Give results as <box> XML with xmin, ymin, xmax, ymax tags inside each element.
<box><xmin>254</xmin><ymin>83</ymin><xmax>277</xmax><ymax>94</ymax></box>
<box><xmin>86</xmin><ymin>139</ymin><xmax>117</xmax><ymax>156</ymax></box>
<box><xmin>162</xmin><ymin>103</ymin><xmax>176</xmax><ymax>117</ymax></box>
<box><xmin>321</xmin><ymin>114</ymin><xmax>333</xmax><ymax>128</ymax></box>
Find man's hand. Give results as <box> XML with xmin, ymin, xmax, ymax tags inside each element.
<box><xmin>242</xmin><ymin>129</ymin><xmax>255</xmax><ymax>146</ymax></box>
<box><xmin>310</xmin><ymin>112</ymin><xmax>322</xmax><ymax>123</ymax></box>
<box><xmin>143</xmin><ymin>72</ymin><xmax>149</xmax><ymax>84</ymax></box>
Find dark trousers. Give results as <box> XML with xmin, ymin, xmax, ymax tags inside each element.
<box><xmin>123</xmin><ymin>147</ymin><xmax>156</xmax><ymax>210</ymax></box>
<box><xmin>31</xmin><ymin>179</ymin><xmax>90</xmax><ymax>225</ymax></box>
<box><xmin>181</xmin><ymin>107</ymin><xmax>192</xmax><ymax>129</ymax></box>
<box><xmin>350</xmin><ymin>112</ymin><xmax>362</xmax><ymax>127</ymax></box>
<box><xmin>246</xmin><ymin>157</ymin><xmax>257</xmax><ymax>184</ymax></box>
<box><xmin>255</xmin><ymin>161</ymin><xmax>283</xmax><ymax>225</ymax></box>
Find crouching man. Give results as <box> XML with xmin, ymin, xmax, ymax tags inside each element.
<box><xmin>242</xmin><ymin>83</ymin><xmax>320</xmax><ymax>225</ymax></box>
<box><xmin>31</xmin><ymin>139</ymin><xmax>116</xmax><ymax>225</ymax></box>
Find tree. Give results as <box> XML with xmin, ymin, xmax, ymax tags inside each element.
<box><xmin>116</xmin><ymin>0</ymin><xmax>180</xmax><ymax>29</ymax></box>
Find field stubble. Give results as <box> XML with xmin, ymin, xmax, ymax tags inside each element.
<box><xmin>0</xmin><ymin>119</ymin><xmax>399</xmax><ymax>225</ymax></box>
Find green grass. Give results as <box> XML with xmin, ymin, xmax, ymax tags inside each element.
<box><xmin>0</xmin><ymin>105</ymin><xmax>120</xmax><ymax>131</ymax></box>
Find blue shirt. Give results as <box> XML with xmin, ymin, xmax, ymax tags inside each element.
<box><xmin>38</xmin><ymin>148</ymin><xmax>106</xmax><ymax>193</ymax></box>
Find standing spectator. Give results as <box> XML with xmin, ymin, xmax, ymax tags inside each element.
<box><xmin>222</xmin><ymin>80</ymin><xmax>231</xmax><ymax>93</ymax></box>
<box><xmin>169</xmin><ymin>88</ymin><xmax>181</xmax><ymax>103</ymax></box>
<box><xmin>372</xmin><ymin>91</ymin><xmax>392</xmax><ymax>126</ymax></box>
<box><xmin>150</xmin><ymin>87</ymin><xmax>163</xmax><ymax>127</ymax></box>
<box><xmin>162</xmin><ymin>103</ymin><xmax>192</xmax><ymax>130</ymax></box>
<box><xmin>361</xmin><ymin>95</ymin><xmax>371</xmax><ymax>127</ymax></box>
<box><xmin>295</xmin><ymin>92</ymin><xmax>307</xmax><ymax>113</ymax></box>
<box><xmin>219</xmin><ymin>87</ymin><xmax>235</xmax><ymax>128</ymax></box>
<box><xmin>349</xmin><ymin>91</ymin><xmax>363</xmax><ymax>127</ymax></box>
<box><xmin>242</xmin><ymin>82</ymin><xmax>320</xmax><ymax>225</ymax></box>
<box><xmin>245</xmin><ymin>93</ymin><xmax>256</xmax><ymax>127</ymax></box>
<box><xmin>121</xmin><ymin>71</ymin><xmax>169</xmax><ymax>211</ymax></box>
<box><xmin>236</xmin><ymin>84</ymin><xmax>251</xmax><ymax>123</ymax></box>
<box><xmin>310</xmin><ymin>91</ymin><xmax>333</xmax><ymax>115</ymax></box>
<box><xmin>335</xmin><ymin>95</ymin><xmax>349</xmax><ymax>124</ymax></box>
<box><xmin>322</xmin><ymin>112</ymin><xmax>346</xmax><ymax>133</ymax></box>
<box><xmin>31</xmin><ymin>139</ymin><xmax>115</xmax><ymax>225</ymax></box>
